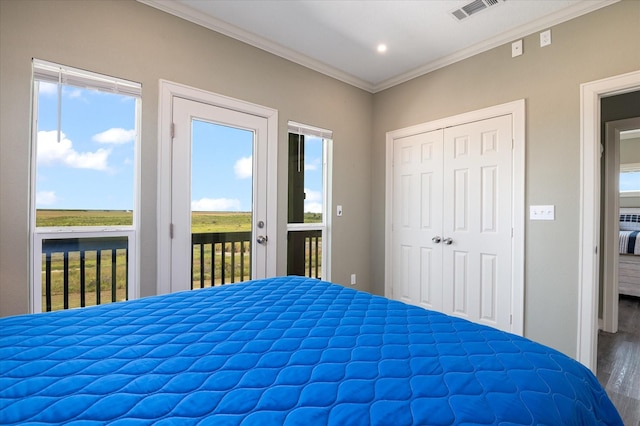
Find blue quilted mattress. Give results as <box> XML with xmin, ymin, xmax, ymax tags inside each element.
<box><xmin>0</xmin><ymin>276</ymin><xmax>622</xmax><ymax>425</ymax></box>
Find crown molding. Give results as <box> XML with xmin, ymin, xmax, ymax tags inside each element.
<box><xmin>138</xmin><ymin>0</ymin><xmax>618</xmax><ymax>94</ymax></box>
<box><xmin>372</xmin><ymin>0</ymin><xmax>619</xmax><ymax>92</ymax></box>
<box><xmin>137</xmin><ymin>0</ymin><xmax>375</xmax><ymax>92</ymax></box>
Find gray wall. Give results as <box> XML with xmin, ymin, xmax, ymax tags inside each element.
<box><xmin>620</xmin><ymin>137</ymin><xmax>640</xmax><ymax>163</ymax></box>
<box><xmin>371</xmin><ymin>0</ymin><xmax>640</xmax><ymax>356</ymax></box>
<box><xmin>0</xmin><ymin>0</ymin><xmax>372</xmax><ymax>316</ymax></box>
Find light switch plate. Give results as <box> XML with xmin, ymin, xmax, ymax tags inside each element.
<box><xmin>530</xmin><ymin>205</ymin><xmax>555</xmax><ymax>220</ymax></box>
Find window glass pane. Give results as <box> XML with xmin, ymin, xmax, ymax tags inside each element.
<box><xmin>620</xmin><ymin>171</ymin><xmax>640</xmax><ymax>192</ymax></box>
<box><xmin>34</xmin><ymin>82</ymin><xmax>137</xmax><ymax>227</ymax></box>
<box><xmin>303</xmin><ymin>136</ymin><xmax>324</xmax><ymax>223</ymax></box>
<box><xmin>288</xmin><ymin>133</ymin><xmax>324</xmax><ymax>224</ymax></box>
<box><xmin>191</xmin><ymin>120</ymin><xmax>253</xmax><ymax>288</ymax></box>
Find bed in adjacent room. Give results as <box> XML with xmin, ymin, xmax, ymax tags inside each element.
<box><xmin>0</xmin><ymin>276</ymin><xmax>622</xmax><ymax>425</ymax></box>
<box><xmin>619</xmin><ymin>208</ymin><xmax>640</xmax><ymax>297</ymax></box>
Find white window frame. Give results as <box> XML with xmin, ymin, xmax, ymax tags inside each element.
<box><xmin>287</xmin><ymin>121</ymin><xmax>333</xmax><ymax>281</ymax></box>
<box><xmin>29</xmin><ymin>59</ymin><xmax>141</xmax><ymax>313</ymax></box>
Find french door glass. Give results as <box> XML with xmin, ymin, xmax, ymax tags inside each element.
<box><xmin>191</xmin><ymin>120</ymin><xmax>254</xmax><ymax>288</ymax></box>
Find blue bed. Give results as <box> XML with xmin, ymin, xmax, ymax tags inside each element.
<box><xmin>0</xmin><ymin>276</ymin><xmax>622</xmax><ymax>425</ymax></box>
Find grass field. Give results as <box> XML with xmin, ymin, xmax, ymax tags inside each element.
<box><xmin>37</xmin><ymin>209</ymin><xmax>253</xmax><ymax>232</ymax></box>
<box><xmin>38</xmin><ymin>209</ymin><xmax>321</xmax><ymax>312</ymax></box>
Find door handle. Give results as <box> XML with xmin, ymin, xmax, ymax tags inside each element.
<box><xmin>443</xmin><ymin>238</ymin><xmax>453</xmax><ymax>245</ymax></box>
<box><xmin>432</xmin><ymin>236</ymin><xmax>442</xmax><ymax>244</ymax></box>
<box><xmin>256</xmin><ymin>235</ymin><xmax>268</xmax><ymax>245</ymax></box>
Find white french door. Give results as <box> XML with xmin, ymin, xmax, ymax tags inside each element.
<box><xmin>158</xmin><ymin>84</ymin><xmax>277</xmax><ymax>294</ymax></box>
<box><xmin>390</xmin><ymin>114</ymin><xmax>516</xmax><ymax>333</ymax></box>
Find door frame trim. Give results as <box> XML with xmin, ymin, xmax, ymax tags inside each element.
<box><xmin>384</xmin><ymin>99</ymin><xmax>525</xmax><ymax>335</ymax></box>
<box><xmin>577</xmin><ymin>70</ymin><xmax>640</xmax><ymax>371</ymax></box>
<box><xmin>157</xmin><ymin>80</ymin><xmax>278</xmax><ymax>295</ymax></box>
<box><xmin>602</xmin><ymin>116</ymin><xmax>640</xmax><ymax>334</ymax></box>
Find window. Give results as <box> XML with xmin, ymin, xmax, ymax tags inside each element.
<box><xmin>620</xmin><ymin>163</ymin><xmax>640</xmax><ymax>197</ymax></box>
<box><xmin>287</xmin><ymin>121</ymin><xmax>332</xmax><ymax>280</ymax></box>
<box><xmin>30</xmin><ymin>59</ymin><xmax>140</xmax><ymax>313</ymax></box>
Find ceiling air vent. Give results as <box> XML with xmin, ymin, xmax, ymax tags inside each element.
<box><xmin>450</xmin><ymin>0</ymin><xmax>506</xmax><ymax>21</ymax></box>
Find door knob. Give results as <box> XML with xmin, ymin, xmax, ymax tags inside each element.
<box><xmin>443</xmin><ymin>238</ymin><xmax>453</xmax><ymax>245</ymax></box>
<box><xmin>256</xmin><ymin>235</ymin><xmax>268</xmax><ymax>245</ymax></box>
<box><xmin>432</xmin><ymin>236</ymin><xmax>442</xmax><ymax>244</ymax></box>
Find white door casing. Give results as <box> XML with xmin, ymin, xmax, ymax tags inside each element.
<box><xmin>385</xmin><ymin>100</ymin><xmax>525</xmax><ymax>335</ymax></box>
<box><xmin>158</xmin><ymin>80</ymin><xmax>278</xmax><ymax>295</ymax></box>
<box><xmin>602</xmin><ymin>116</ymin><xmax>640</xmax><ymax>334</ymax></box>
<box><xmin>578</xmin><ymin>70</ymin><xmax>640</xmax><ymax>371</ymax></box>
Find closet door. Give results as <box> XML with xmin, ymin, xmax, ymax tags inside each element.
<box><xmin>391</xmin><ymin>130</ymin><xmax>444</xmax><ymax>311</ymax></box>
<box><xmin>442</xmin><ymin>114</ymin><xmax>513</xmax><ymax>331</ymax></box>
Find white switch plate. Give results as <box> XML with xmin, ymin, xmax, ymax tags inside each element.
<box><xmin>336</xmin><ymin>205</ymin><xmax>343</xmax><ymax>217</ymax></box>
<box><xmin>530</xmin><ymin>205</ymin><xmax>555</xmax><ymax>221</ymax></box>
<box><xmin>540</xmin><ymin>29</ymin><xmax>551</xmax><ymax>47</ymax></box>
<box><xmin>512</xmin><ymin>39</ymin><xmax>523</xmax><ymax>57</ymax></box>
<box><xmin>350</xmin><ymin>274</ymin><xmax>356</xmax><ymax>285</ymax></box>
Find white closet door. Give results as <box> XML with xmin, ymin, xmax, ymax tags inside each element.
<box><xmin>442</xmin><ymin>114</ymin><xmax>513</xmax><ymax>331</ymax></box>
<box><xmin>392</xmin><ymin>130</ymin><xmax>444</xmax><ymax>311</ymax></box>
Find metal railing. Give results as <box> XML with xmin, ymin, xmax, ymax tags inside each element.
<box><xmin>42</xmin><ymin>231</ymin><xmax>322</xmax><ymax>311</ymax></box>
<box><xmin>191</xmin><ymin>231</ymin><xmax>252</xmax><ymax>289</ymax></box>
<box><xmin>41</xmin><ymin>237</ymin><xmax>128</xmax><ymax>312</ymax></box>
<box><xmin>287</xmin><ymin>229</ymin><xmax>322</xmax><ymax>279</ymax></box>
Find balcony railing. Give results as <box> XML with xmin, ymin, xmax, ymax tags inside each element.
<box><xmin>287</xmin><ymin>229</ymin><xmax>322</xmax><ymax>279</ymax></box>
<box><xmin>41</xmin><ymin>236</ymin><xmax>129</xmax><ymax>312</ymax></box>
<box><xmin>41</xmin><ymin>231</ymin><xmax>322</xmax><ymax>312</ymax></box>
<box><xmin>191</xmin><ymin>231</ymin><xmax>252</xmax><ymax>289</ymax></box>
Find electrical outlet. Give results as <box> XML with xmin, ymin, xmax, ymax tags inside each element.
<box><xmin>540</xmin><ymin>29</ymin><xmax>551</xmax><ymax>47</ymax></box>
<box><xmin>350</xmin><ymin>274</ymin><xmax>356</xmax><ymax>285</ymax></box>
<box><xmin>511</xmin><ymin>39</ymin><xmax>523</xmax><ymax>57</ymax></box>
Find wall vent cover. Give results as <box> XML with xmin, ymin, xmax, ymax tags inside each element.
<box><xmin>450</xmin><ymin>0</ymin><xmax>506</xmax><ymax>21</ymax></box>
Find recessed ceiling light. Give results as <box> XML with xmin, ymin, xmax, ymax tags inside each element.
<box><xmin>377</xmin><ymin>44</ymin><xmax>387</xmax><ymax>53</ymax></box>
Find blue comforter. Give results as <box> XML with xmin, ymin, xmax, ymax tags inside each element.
<box><xmin>0</xmin><ymin>276</ymin><xmax>622</xmax><ymax>425</ymax></box>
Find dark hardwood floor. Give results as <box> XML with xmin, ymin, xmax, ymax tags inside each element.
<box><xmin>597</xmin><ymin>295</ymin><xmax>640</xmax><ymax>426</ymax></box>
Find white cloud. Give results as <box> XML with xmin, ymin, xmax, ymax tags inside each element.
<box><xmin>304</xmin><ymin>188</ymin><xmax>322</xmax><ymax>202</ymax></box>
<box><xmin>191</xmin><ymin>197</ymin><xmax>241</xmax><ymax>212</ymax></box>
<box><xmin>37</xmin><ymin>130</ymin><xmax>110</xmax><ymax>171</ymax></box>
<box><xmin>304</xmin><ymin>202</ymin><xmax>323</xmax><ymax>214</ymax></box>
<box><xmin>92</xmin><ymin>128</ymin><xmax>136</xmax><ymax>144</ymax></box>
<box><xmin>65</xmin><ymin>88</ymin><xmax>83</xmax><ymax>99</ymax></box>
<box><xmin>38</xmin><ymin>82</ymin><xmax>58</xmax><ymax>96</ymax></box>
<box><xmin>234</xmin><ymin>156</ymin><xmax>252</xmax><ymax>179</ymax></box>
<box><xmin>36</xmin><ymin>191</ymin><xmax>58</xmax><ymax>206</ymax></box>
<box><xmin>305</xmin><ymin>157</ymin><xmax>321</xmax><ymax>171</ymax></box>
<box><xmin>304</xmin><ymin>188</ymin><xmax>323</xmax><ymax>213</ymax></box>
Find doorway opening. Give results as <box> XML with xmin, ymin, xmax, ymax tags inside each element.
<box><xmin>577</xmin><ymin>71</ymin><xmax>640</xmax><ymax>371</ymax></box>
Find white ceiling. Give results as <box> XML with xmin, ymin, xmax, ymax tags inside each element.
<box><xmin>140</xmin><ymin>0</ymin><xmax>617</xmax><ymax>93</ymax></box>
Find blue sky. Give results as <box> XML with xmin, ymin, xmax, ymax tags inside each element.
<box><xmin>621</xmin><ymin>171</ymin><xmax>640</xmax><ymax>192</ymax></box>
<box><xmin>36</xmin><ymin>82</ymin><xmax>324</xmax><ymax>214</ymax></box>
<box><xmin>36</xmin><ymin>83</ymin><xmax>136</xmax><ymax>211</ymax></box>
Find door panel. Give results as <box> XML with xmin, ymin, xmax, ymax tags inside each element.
<box><xmin>443</xmin><ymin>115</ymin><xmax>513</xmax><ymax>330</ymax></box>
<box><xmin>171</xmin><ymin>97</ymin><xmax>272</xmax><ymax>293</ymax></box>
<box><xmin>392</xmin><ymin>130</ymin><xmax>444</xmax><ymax>311</ymax></box>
